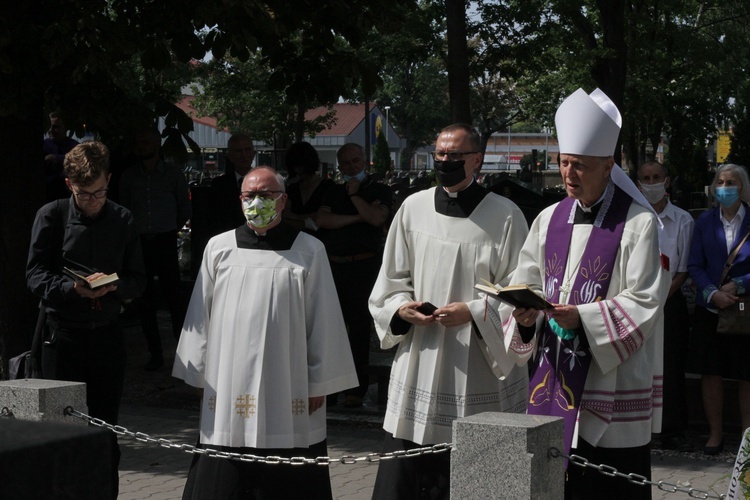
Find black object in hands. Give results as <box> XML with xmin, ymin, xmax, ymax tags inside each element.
<box><xmin>416</xmin><ymin>302</ymin><xmax>438</xmax><ymax>315</ymax></box>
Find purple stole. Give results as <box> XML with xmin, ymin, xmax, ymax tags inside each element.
<box><xmin>528</xmin><ymin>185</ymin><xmax>631</xmax><ymax>460</ymax></box>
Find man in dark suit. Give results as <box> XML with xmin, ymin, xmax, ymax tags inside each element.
<box><xmin>209</xmin><ymin>132</ymin><xmax>256</xmax><ymax>235</ymax></box>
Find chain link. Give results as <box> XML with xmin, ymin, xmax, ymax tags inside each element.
<box><xmin>549</xmin><ymin>447</ymin><xmax>726</xmax><ymax>499</ymax></box>
<box><xmin>64</xmin><ymin>407</ymin><xmax>451</xmax><ymax>466</ymax></box>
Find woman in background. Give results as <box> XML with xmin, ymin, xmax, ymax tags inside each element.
<box><xmin>688</xmin><ymin>163</ymin><xmax>750</xmax><ymax>455</ymax></box>
<box><xmin>283</xmin><ymin>142</ymin><xmax>333</xmax><ymax>232</ymax></box>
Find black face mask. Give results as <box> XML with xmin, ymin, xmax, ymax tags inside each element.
<box><xmin>434</xmin><ymin>160</ymin><xmax>467</xmax><ymax>188</ymax></box>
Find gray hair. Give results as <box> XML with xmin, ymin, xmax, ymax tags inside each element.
<box><xmin>710</xmin><ymin>163</ymin><xmax>750</xmax><ymax>202</ymax></box>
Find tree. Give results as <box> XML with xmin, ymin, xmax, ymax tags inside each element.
<box><xmin>468</xmin><ymin>36</ymin><xmax>524</xmax><ymax>155</ymax></box>
<box><xmin>372</xmin><ymin>129</ymin><xmax>391</xmax><ymax>174</ymax></box>
<box><xmin>375</xmin><ymin>1</ymin><xmax>450</xmax><ymax>169</ymax></box>
<box><xmin>379</xmin><ymin>54</ymin><xmax>450</xmax><ymax>169</ymax></box>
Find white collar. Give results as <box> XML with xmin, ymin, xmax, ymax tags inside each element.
<box><xmin>720</xmin><ymin>203</ymin><xmax>746</xmax><ymax>225</ymax></box>
<box><xmin>575</xmin><ymin>190</ymin><xmax>607</xmax><ymax>212</ymax></box>
<box><xmin>443</xmin><ymin>177</ymin><xmax>475</xmax><ymax>198</ymax></box>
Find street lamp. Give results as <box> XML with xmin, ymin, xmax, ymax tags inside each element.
<box><xmin>384</xmin><ymin>106</ymin><xmax>391</xmax><ymax>142</ymax></box>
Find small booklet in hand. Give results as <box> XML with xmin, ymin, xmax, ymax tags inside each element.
<box><xmin>63</xmin><ymin>266</ymin><xmax>119</xmax><ymax>289</ymax></box>
<box><xmin>474</xmin><ymin>280</ymin><xmax>553</xmax><ymax>310</ymax></box>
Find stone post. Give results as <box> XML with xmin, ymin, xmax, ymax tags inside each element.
<box><xmin>451</xmin><ymin>412</ymin><xmax>565</xmax><ymax>499</ymax></box>
<box><xmin>0</xmin><ymin>379</ymin><xmax>113</xmax><ymax>498</ymax></box>
<box><xmin>0</xmin><ymin>379</ymin><xmax>87</xmax><ymax>425</ymax></box>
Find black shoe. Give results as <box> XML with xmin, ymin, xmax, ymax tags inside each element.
<box><xmin>144</xmin><ymin>356</ymin><xmax>164</xmax><ymax>371</ymax></box>
<box><xmin>662</xmin><ymin>435</ymin><xmax>693</xmax><ymax>452</ymax></box>
<box><xmin>343</xmin><ymin>395</ymin><xmax>363</xmax><ymax>408</ymax></box>
<box><xmin>650</xmin><ymin>434</ymin><xmax>662</xmax><ymax>449</ymax></box>
<box><xmin>703</xmin><ymin>439</ymin><xmax>724</xmax><ymax>456</ymax></box>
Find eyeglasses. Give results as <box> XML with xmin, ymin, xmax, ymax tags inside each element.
<box><xmin>240</xmin><ymin>190</ymin><xmax>283</xmax><ymax>201</ymax></box>
<box><xmin>73</xmin><ymin>188</ymin><xmax>108</xmax><ymax>201</ymax></box>
<box><xmin>432</xmin><ymin>150</ymin><xmax>479</xmax><ymax>161</ymax></box>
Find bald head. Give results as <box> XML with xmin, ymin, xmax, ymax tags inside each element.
<box><xmin>241</xmin><ymin>166</ymin><xmax>285</xmax><ymax>193</ymax></box>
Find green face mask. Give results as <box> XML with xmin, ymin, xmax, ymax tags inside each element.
<box><xmin>242</xmin><ymin>195</ymin><xmax>280</xmax><ymax>228</ymax></box>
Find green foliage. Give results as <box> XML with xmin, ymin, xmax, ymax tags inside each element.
<box><xmin>476</xmin><ymin>0</ymin><xmax>750</xmax><ymax>182</ymax></box>
<box><xmin>372</xmin><ymin>129</ymin><xmax>391</xmax><ymax>173</ymax></box>
<box><xmin>190</xmin><ymin>54</ymin><xmax>335</xmax><ymax>146</ymax></box>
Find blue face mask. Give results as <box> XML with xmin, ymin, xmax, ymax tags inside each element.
<box><xmin>715</xmin><ymin>186</ymin><xmax>740</xmax><ymax>207</ymax></box>
<box><xmin>343</xmin><ymin>170</ymin><xmax>367</xmax><ymax>182</ymax></box>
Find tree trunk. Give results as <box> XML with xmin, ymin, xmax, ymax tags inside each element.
<box><xmin>446</xmin><ymin>0</ymin><xmax>472</xmax><ymax>124</ymax></box>
<box><xmin>364</xmin><ymin>96</ymin><xmax>371</xmax><ymax>165</ymax></box>
<box><xmin>594</xmin><ymin>0</ymin><xmax>627</xmax><ymax>166</ymax></box>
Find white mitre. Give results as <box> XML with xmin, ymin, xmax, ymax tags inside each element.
<box><xmin>556</xmin><ymin>88</ymin><xmax>621</xmax><ymax>157</ymax></box>
<box><xmin>556</xmin><ymin>88</ymin><xmax>657</xmax><ymax>217</ymax></box>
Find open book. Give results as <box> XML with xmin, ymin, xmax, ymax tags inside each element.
<box><xmin>474</xmin><ymin>280</ymin><xmax>553</xmax><ymax>310</ymax></box>
<box><xmin>63</xmin><ymin>266</ymin><xmax>119</xmax><ymax>289</ymax></box>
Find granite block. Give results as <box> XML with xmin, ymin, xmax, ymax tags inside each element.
<box><xmin>451</xmin><ymin>412</ymin><xmax>564</xmax><ymax>499</ymax></box>
<box><xmin>0</xmin><ymin>379</ymin><xmax>87</xmax><ymax>425</ymax></box>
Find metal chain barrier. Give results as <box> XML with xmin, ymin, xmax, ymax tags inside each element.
<box><xmin>64</xmin><ymin>406</ymin><xmax>451</xmax><ymax>465</ymax></box>
<box><xmin>549</xmin><ymin>447</ymin><xmax>726</xmax><ymax>499</ymax></box>
<box><xmin>63</xmin><ymin>406</ymin><xmax>729</xmax><ymax>497</ymax></box>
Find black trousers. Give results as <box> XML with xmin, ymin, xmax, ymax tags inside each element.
<box><xmin>41</xmin><ymin>319</ymin><xmax>126</xmax><ymax>500</ymax></box>
<box><xmin>371</xmin><ymin>436</ymin><xmax>450</xmax><ymax>500</ymax></box>
<box><xmin>139</xmin><ymin>231</ymin><xmax>186</xmax><ymax>357</ymax></box>
<box><xmin>181</xmin><ymin>440</ymin><xmax>332</xmax><ymax>500</ymax></box>
<box><xmin>330</xmin><ymin>256</ymin><xmax>381</xmax><ymax>398</ymax></box>
<box><xmin>565</xmin><ymin>439</ymin><xmax>651</xmax><ymax>500</ymax></box>
<box><xmin>661</xmin><ymin>292</ymin><xmax>689</xmax><ymax>436</ymax></box>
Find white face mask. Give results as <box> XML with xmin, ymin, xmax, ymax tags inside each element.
<box><xmin>640</xmin><ymin>181</ymin><xmax>667</xmax><ymax>204</ymax></box>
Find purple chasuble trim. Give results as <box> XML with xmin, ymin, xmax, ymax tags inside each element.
<box><xmin>528</xmin><ymin>184</ymin><xmax>631</xmax><ymax>462</ymax></box>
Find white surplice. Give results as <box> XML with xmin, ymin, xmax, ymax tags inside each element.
<box><xmin>369</xmin><ymin>187</ymin><xmax>529</xmax><ymax>445</ymax></box>
<box><xmin>502</xmin><ymin>198</ymin><xmax>669</xmax><ymax>448</ymax></box>
<box><xmin>173</xmin><ymin>229</ymin><xmax>358</xmax><ymax>449</ymax></box>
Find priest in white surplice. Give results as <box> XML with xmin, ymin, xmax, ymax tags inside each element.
<box><xmin>503</xmin><ymin>89</ymin><xmax>669</xmax><ymax>500</ymax></box>
<box><xmin>173</xmin><ymin>167</ymin><xmax>358</xmax><ymax>500</ymax></box>
<box><xmin>368</xmin><ymin>124</ymin><xmax>529</xmax><ymax>499</ymax></box>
